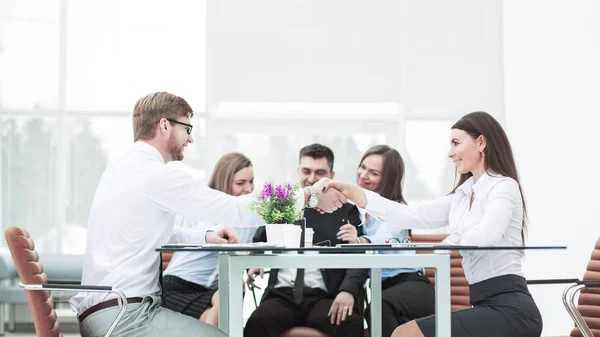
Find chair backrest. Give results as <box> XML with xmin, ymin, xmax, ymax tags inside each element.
<box><xmin>411</xmin><ymin>233</ymin><xmax>471</xmax><ymax>311</ymax></box>
<box><xmin>570</xmin><ymin>238</ymin><xmax>600</xmax><ymax>337</ymax></box>
<box><xmin>4</xmin><ymin>226</ymin><xmax>62</xmax><ymax>337</ymax></box>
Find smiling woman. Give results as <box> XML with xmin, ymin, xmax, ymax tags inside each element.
<box><xmin>351</xmin><ymin>144</ymin><xmax>435</xmax><ymax>337</ymax></box>
<box><xmin>357</xmin><ymin>145</ymin><xmax>406</xmax><ymax>204</ymax></box>
<box><xmin>325</xmin><ymin>111</ymin><xmax>542</xmax><ymax>337</ymax></box>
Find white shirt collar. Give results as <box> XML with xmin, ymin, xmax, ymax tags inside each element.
<box><xmin>456</xmin><ymin>171</ymin><xmax>500</xmax><ymax>196</ymax></box>
<box><xmin>456</xmin><ymin>176</ymin><xmax>475</xmax><ymax>196</ymax></box>
<box><xmin>472</xmin><ymin>171</ymin><xmax>494</xmax><ymax>195</ymax></box>
<box><xmin>133</xmin><ymin>141</ymin><xmax>164</xmax><ymax>163</ymax></box>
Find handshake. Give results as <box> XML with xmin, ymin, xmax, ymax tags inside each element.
<box><xmin>309</xmin><ymin>178</ymin><xmax>366</xmax><ymax>213</ymax></box>
<box><xmin>206</xmin><ymin>179</ymin><xmax>369</xmax><ymax>245</ymax></box>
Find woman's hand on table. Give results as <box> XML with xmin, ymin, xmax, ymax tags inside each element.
<box><xmin>206</xmin><ymin>227</ymin><xmax>240</xmax><ymax>244</ymax></box>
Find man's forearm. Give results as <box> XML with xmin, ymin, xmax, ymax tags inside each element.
<box><xmin>294</xmin><ymin>187</ymin><xmax>311</xmax><ymax>212</ymax></box>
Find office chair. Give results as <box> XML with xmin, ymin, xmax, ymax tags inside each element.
<box><xmin>4</xmin><ymin>226</ymin><xmax>127</xmax><ymax>337</ymax></box>
<box><xmin>411</xmin><ymin>233</ymin><xmax>471</xmax><ymax>311</ymax></box>
<box><xmin>528</xmin><ymin>237</ymin><xmax>600</xmax><ymax>337</ymax></box>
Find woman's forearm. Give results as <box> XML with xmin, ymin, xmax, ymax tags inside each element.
<box><xmin>348</xmin><ymin>184</ymin><xmax>367</xmax><ymax>208</ymax></box>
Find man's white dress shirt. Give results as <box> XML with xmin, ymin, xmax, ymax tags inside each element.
<box><xmin>361</xmin><ymin>172</ymin><xmax>525</xmax><ymax>285</ymax></box>
<box><xmin>276</xmin><ymin>267</ymin><xmax>328</xmax><ymax>292</ymax></box>
<box><xmin>70</xmin><ymin>142</ymin><xmax>304</xmax><ymax>314</ymax></box>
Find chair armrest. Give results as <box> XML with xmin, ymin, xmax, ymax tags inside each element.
<box><xmin>249</xmin><ymin>270</ymin><xmax>271</xmax><ymax>308</ymax></box>
<box><xmin>19</xmin><ymin>282</ymin><xmax>126</xmax><ymax>337</ymax></box>
<box><xmin>45</xmin><ymin>284</ymin><xmax>112</xmax><ymax>291</ymax></box>
<box><xmin>45</xmin><ymin>279</ymin><xmax>81</xmax><ymax>285</ymax></box>
<box><xmin>563</xmin><ymin>282</ymin><xmax>597</xmax><ymax>337</ymax></box>
<box><xmin>526</xmin><ymin>278</ymin><xmax>580</xmax><ymax>285</ymax></box>
<box><xmin>527</xmin><ymin>278</ymin><xmax>599</xmax><ymax>337</ymax></box>
<box><xmin>577</xmin><ymin>280</ymin><xmax>600</xmax><ymax>287</ymax></box>
<box><xmin>21</xmin><ymin>282</ymin><xmax>112</xmax><ymax>292</ymax></box>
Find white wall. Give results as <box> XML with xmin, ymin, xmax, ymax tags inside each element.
<box><xmin>205</xmin><ymin>0</ymin><xmax>505</xmax><ymax>192</ymax></box>
<box><xmin>208</xmin><ymin>0</ymin><xmax>503</xmax><ymax>115</ymax></box>
<box><xmin>504</xmin><ymin>1</ymin><xmax>600</xmax><ymax>335</ymax></box>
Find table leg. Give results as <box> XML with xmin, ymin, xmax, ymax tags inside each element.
<box><xmin>228</xmin><ymin>258</ymin><xmax>245</xmax><ymax>337</ymax></box>
<box><xmin>218</xmin><ymin>254</ymin><xmax>230</xmax><ymax>334</ymax></box>
<box><xmin>434</xmin><ymin>254</ymin><xmax>451</xmax><ymax>337</ymax></box>
<box><xmin>370</xmin><ymin>268</ymin><xmax>382</xmax><ymax>337</ymax></box>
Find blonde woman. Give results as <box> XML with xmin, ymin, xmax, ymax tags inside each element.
<box><xmin>162</xmin><ymin>152</ymin><xmax>256</xmax><ymax>326</ymax></box>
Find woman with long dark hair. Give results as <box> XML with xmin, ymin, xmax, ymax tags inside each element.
<box><xmin>326</xmin><ymin>112</ymin><xmax>542</xmax><ymax>337</ymax></box>
<box><xmin>337</xmin><ymin>145</ymin><xmax>434</xmax><ymax>337</ymax></box>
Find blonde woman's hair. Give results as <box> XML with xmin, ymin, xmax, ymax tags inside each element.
<box><xmin>209</xmin><ymin>153</ymin><xmax>253</xmax><ymax>195</ymax></box>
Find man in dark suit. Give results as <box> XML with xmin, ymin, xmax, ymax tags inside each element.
<box><xmin>245</xmin><ymin>144</ymin><xmax>367</xmax><ymax>337</ymax></box>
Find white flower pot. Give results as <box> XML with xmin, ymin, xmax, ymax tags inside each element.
<box><xmin>265</xmin><ymin>224</ymin><xmax>295</xmax><ymax>246</ymax></box>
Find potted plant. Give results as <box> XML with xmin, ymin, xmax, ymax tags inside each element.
<box><xmin>250</xmin><ymin>182</ymin><xmax>302</xmax><ymax>246</ymax></box>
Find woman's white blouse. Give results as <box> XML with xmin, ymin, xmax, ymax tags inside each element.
<box><xmin>361</xmin><ymin>172</ymin><xmax>524</xmax><ymax>285</ymax></box>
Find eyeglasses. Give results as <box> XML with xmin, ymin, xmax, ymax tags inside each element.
<box><xmin>166</xmin><ymin>118</ymin><xmax>193</xmax><ymax>135</ymax></box>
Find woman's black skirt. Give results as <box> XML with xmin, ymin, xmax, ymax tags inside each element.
<box><xmin>416</xmin><ymin>274</ymin><xmax>543</xmax><ymax>337</ymax></box>
<box><xmin>161</xmin><ymin>275</ymin><xmax>217</xmax><ymax>319</ymax></box>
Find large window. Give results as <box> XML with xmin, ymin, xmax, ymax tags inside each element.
<box><xmin>66</xmin><ymin>0</ymin><xmax>207</xmax><ymax>111</ymax></box>
<box><xmin>0</xmin><ymin>0</ymin><xmax>208</xmax><ymax>253</ymax></box>
<box><xmin>1</xmin><ymin>0</ymin><xmax>502</xmax><ymax>253</ymax></box>
<box><xmin>1</xmin><ymin>117</ymin><xmax>57</xmax><ymax>247</ymax></box>
<box><xmin>203</xmin><ymin>102</ymin><xmax>404</xmax><ymax>185</ymax></box>
<box><xmin>0</xmin><ymin>0</ymin><xmax>59</xmax><ymax>110</ymax></box>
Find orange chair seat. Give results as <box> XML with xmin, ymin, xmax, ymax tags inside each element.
<box><xmin>281</xmin><ymin>327</ymin><xmax>330</xmax><ymax>337</ymax></box>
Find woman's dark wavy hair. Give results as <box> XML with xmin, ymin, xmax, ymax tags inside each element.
<box><xmin>450</xmin><ymin>111</ymin><xmax>527</xmax><ymax>242</ymax></box>
<box><xmin>359</xmin><ymin>145</ymin><xmax>406</xmax><ymax>204</ymax></box>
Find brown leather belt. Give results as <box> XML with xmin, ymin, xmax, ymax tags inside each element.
<box><xmin>78</xmin><ymin>297</ymin><xmax>144</xmax><ymax>323</ymax></box>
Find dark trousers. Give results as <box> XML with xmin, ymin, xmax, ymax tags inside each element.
<box><xmin>244</xmin><ymin>287</ymin><xmax>364</xmax><ymax>337</ymax></box>
<box><xmin>366</xmin><ymin>272</ymin><xmax>435</xmax><ymax>337</ymax></box>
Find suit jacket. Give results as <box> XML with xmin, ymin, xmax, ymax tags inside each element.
<box><xmin>253</xmin><ymin>204</ymin><xmax>368</xmax><ymax>302</ymax></box>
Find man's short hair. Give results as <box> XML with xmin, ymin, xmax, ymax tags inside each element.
<box><xmin>132</xmin><ymin>92</ymin><xmax>194</xmax><ymax>141</ymax></box>
<box><xmin>298</xmin><ymin>143</ymin><xmax>334</xmax><ymax>172</ymax></box>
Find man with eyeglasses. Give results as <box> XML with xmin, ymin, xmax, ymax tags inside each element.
<box><xmin>70</xmin><ymin>92</ymin><xmax>348</xmax><ymax>337</ymax></box>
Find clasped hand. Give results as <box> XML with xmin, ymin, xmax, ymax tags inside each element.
<box><xmin>312</xmin><ymin>179</ymin><xmax>360</xmax><ymax>213</ymax></box>
<box><xmin>311</xmin><ymin>178</ymin><xmax>349</xmax><ymax>213</ymax></box>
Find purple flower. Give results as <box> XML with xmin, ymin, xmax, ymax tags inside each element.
<box><xmin>286</xmin><ymin>183</ymin><xmax>292</xmax><ymax>191</ymax></box>
<box><xmin>260</xmin><ymin>183</ymin><xmax>274</xmax><ymax>199</ymax></box>
<box><xmin>275</xmin><ymin>184</ymin><xmax>290</xmax><ymax>200</ymax></box>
